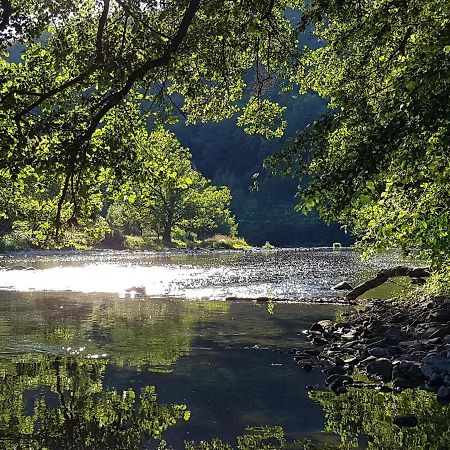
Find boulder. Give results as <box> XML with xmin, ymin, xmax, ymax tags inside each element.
<box><xmin>310</xmin><ymin>320</ymin><xmax>334</xmax><ymax>333</ymax></box>
<box><xmin>365</xmin><ymin>358</ymin><xmax>393</xmax><ymax>382</ymax></box>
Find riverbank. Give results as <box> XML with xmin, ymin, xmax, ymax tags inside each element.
<box><xmin>296</xmin><ymin>295</ymin><xmax>450</xmax><ymax>406</ymax></box>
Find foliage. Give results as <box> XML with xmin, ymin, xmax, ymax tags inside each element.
<box><xmin>310</xmin><ymin>387</ymin><xmax>450</xmax><ymax>449</ymax></box>
<box><xmin>0</xmin><ymin>0</ymin><xmax>304</xmax><ymax>231</ymax></box>
<box><xmin>0</xmin><ymin>165</ymin><xmax>110</xmax><ymax>249</ymax></box>
<box><xmin>200</xmin><ymin>234</ymin><xmax>251</xmax><ymax>250</ymax></box>
<box><xmin>262</xmin><ymin>241</ymin><xmax>275</xmax><ymax>249</ymax></box>
<box><xmin>268</xmin><ymin>0</ymin><xmax>450</xmax><ymax>271</ymax></box>
<box><xmin>109</xmin><ymin>127</ymin><xmax>237</xmax><ymax>245</ymax></box>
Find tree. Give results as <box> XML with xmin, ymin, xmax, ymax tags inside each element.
<box><xmin>0</xmin><ymin>0</ymin><xmax>300</xmax><ymax>231</ymax></box>
<box><xmin>268</xmin><ymin>0</ymin><xmax>450</xmax><ymax>270</ymax></box>
<box><xmin>110</xmin><ymin>127</ymin><xmax>236</xmax><ymax>245</ymax></box>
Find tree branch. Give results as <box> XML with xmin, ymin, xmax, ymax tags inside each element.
<box><xmin>346</xmin><ymin>266</ymin><xmax>431</xmax><ymax>301</ymax></box>
<box><xmin>14</xmin><ymin>69</ymin><xmax>94</xmax><ymax>119</ymax></box>
<box><xmin>53</xmin><ymin>0</ymin><xmax>201</xmax><ymax>230</ymax></box>
<box><xmin>114</xmin><ymin>0</ymin><xmax>172</xmax><ymax>41</ymax></box>
<box><xmin>0</xmin><ymin>0</ymin><xmax>12</xmax><ymax>31</ymax></box>
<box><xmin>95</xmin><ymin>0</ymin><xmax>110</xmax><ymax>62</ymax></box>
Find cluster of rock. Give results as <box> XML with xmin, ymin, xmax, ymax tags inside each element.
<box><xmin>295</xmin><ymin>296</ymin><xmax>450</xmax><ymax>404</ymax></box>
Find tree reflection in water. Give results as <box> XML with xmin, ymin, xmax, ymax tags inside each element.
<box><xmin>309</xmin><ymin>387</ymin><xmax>450</xmax><ymax>449</ymax></box>
<box><xmin>0</xmin><ymin>355</ymin><xmax>189</xmax><ymax>449</ymax></box>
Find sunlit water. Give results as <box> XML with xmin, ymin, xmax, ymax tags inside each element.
<box><xmin>1</xmin><ymin>248</ymin><xmax>442</xmax><ymax>449</ymax></box>
<box><xmin>0</xmin><ymin>248</ymin><xmax>407</xmax><ymax>300</ymax></box>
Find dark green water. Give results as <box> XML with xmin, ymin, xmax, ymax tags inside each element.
<box><xmin>0</xmin><ymin>249</ymin><xmax>448</xmax><ymax>449</ymax></box>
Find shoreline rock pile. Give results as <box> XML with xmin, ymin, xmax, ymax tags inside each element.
<box><xmin>295</xmin><ymin>296</ymin><xmax>450</xmax><ymax>403</ymax></box>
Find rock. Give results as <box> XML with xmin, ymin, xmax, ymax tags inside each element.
<box><xmin>310</xmin><ymin>320</ymin><xmax>334</xmax><ymax>333</ymax></box>
<box><xmin>393</xmin><ymin>377</ymin><xmax>423</xmax><ymax>389</ymax></box>
<box><xmin>334</xmin><ymin>322</ymin><xmax>351</xmax><ymax>330</ymax></box>
<box><xmin>365</xmin><ymin>358</ymin><xmax>393</xmax><ymax>382</ymax></box>
<box><xmin>393</xmin><ymin>415</ymin><xmax>418</xmax><ymax>428</ymax></box>
<box><xmin>392</xmin><ymin>361</ymin><xmax>424</xmax><ymax>384</ymax></box>
<box><xmin>327</xmin><ymin>375</ymin><xmax>354</xmax><ymax>392</ymax></box>
<box><xmin>326</xmin><ymin>365</ymin><xmax>347</xmax><ymax>376</ymax></box>
<box><xmin>332</xmin><ymin>281</ymin><xmax>353</xmax><ymax>290</ymax></box>
<box><xmin>422</xmin><ymin>355</ymin><xmax>450</xmax><ymax>376</ymax></box>
<box><xmin>429</xmin><ymin>372</ymin><xmax>444</xmax><ymax>387</ymax></box>
<box><xmin>436</xmin><ymin>386</ymin><xmax>450</xmax><ymax>403</ymax></box>
<box><xmin>375</xmin><ymin>385</ymin><xmax>393</xmax><ymax>393</ymax></box>
<box><xmin>369</xmin><ymin>347</ymin><xmax>390</xmax><ymax>358</ymax></box>
<box><xmin>312</xmin><ymin>337</ymin><xmax>328</xmax><ymax>346</ymax></box>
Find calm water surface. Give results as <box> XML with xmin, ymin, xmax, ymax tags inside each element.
<box><xmin>0</xmin><ymin>249</ymin><xmax>446</xmax><ymax>449</ymax></box>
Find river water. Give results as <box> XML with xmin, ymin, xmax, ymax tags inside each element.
<box><xmin>0</xmin><ymin>248</ymin><xmax>447</xmax><ymax>449</ymax></box>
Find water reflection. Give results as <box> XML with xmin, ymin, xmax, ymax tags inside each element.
<box><xmin>0</xmin><ymin>355</ymin><xmax>189</xmax><ymax>449</ymax></box>
<box><xmin>309</xmin><ymin>388</ymin><xmax>450</xmax><ymax>449</ymax></box>
<box><xmin>0</xmin><ymin>292</ymin><xmax>338</xmax><ymax>448</ymax></box>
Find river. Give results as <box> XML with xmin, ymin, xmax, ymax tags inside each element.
<box><xmin>0</xmin><ymin>248</ymin><xmax>447</xmax><ymax>449</ymax></box>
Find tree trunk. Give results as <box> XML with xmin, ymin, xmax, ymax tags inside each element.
<box><xmin>346</xmin><ymin>266</ymin><xmax>430</xmax><ymax>301</ymax></box>
<box><xmin>162</xmin><ymin>215</ymin><xmax>173</xmax><ymax>246</ymax></box>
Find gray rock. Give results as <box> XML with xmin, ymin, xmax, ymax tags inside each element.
<box><xmin>310</xmin><ymin>320</ymin><xmax>334</xmax><ymax>334</ymax></box>
<box><xmin>392</xmin><ymin>361</ymin><xmax>424</xmax><ymax>381</ymax></box>
<box><xmin>429</xmin><ymin>372</ymin><xmax>444</xmax><ymax>387</ymax></box>
<box><xmin>326</xmin><ymin>365</ymin><xmax>347</xmax><ymax>376</ymax></box>
<box><xmin>365</xmin><ymin>358</ymin><xmax>393</xmax><ymax>382</ymax></box>
<box><xmin>332</xmin><ymin>281</ymin><xmax>353</xmax><ymax>290</ymax></box>
<box><xmin>421</xmin><ymin>355</ymin><xmax>450</xmax><ymax>375</ymax></box>
<box><xmin>393</xmin><ymin>377</ymin><xmax>423</xmax><ymax>389</ymax></box>
<box><xmin>369</xmin><ymin>347</ymin><xmax>390</xmax><ymax>358</ymax></box>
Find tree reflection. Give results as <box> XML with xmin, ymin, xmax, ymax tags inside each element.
<box><xmin>0</xmin><ymin>355</ymin><xmax>189</xmax><ymax>449</ymax></box>
<box><xmin>309</xmin><ymin>388</ymin><xmax>450</xmax><ymax>449</ymax></box>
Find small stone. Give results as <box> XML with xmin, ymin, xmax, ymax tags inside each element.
<box><xmin>393</xmin><ymin>377</ymin><xmax>423</xmax><ymax>389</ymax></box>
<box><xmin>375</xmin><ymin>385</ymin><xmax>393</xmax><ymax>393</ymax></box>
<box><xmin>393</xmin><ymin>415</ymin><xmax>418</xmax><ymax>428</ymax></box>
<box><xmin>332</xmin><ymin>281</ymin><xmax>353</xmax><ymax>290</ymax></box>
<box><xmin>310</xmin><ymin>320</ymin><xmax>334</xmax><ymax>334</ymax></box>
<box><xmin>312</xmin><ymin>337</ymin><xmax>328</xmax><ymax>346</ymax></box>
<box><xmin>334</xmin><ymin>356</ymin><xmax>345</xmax><ymax>366</ymax></box>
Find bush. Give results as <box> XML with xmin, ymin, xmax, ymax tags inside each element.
<box><xmin>0</xmin><ymin>230</ymin><xmax>32</xmax><ymax>251</ymax></box>
<box><xmin>124</xmin><ymin>235</ymin><xmax>166</xmax><ymax>250</ymax></box>
<box><xmin>200</xmin><ymin>234</ymin><xmax>251</xmax><ymax>250</ymax></box>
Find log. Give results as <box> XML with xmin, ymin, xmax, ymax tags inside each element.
<box><xmin>345</xmin><ymin>266</ymin><xmax>430</xmax><ymax>301</ymax></box>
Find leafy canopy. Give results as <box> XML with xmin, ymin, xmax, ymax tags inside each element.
<box><xmin>0</xmin><ymin>0</ymin><xmax>301</xmax><ymax>228</ymax></box>
<box><xmin>268</xmin><ymin>0</ymin><xmax>450</xmax><ymax>269</ymax></box>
